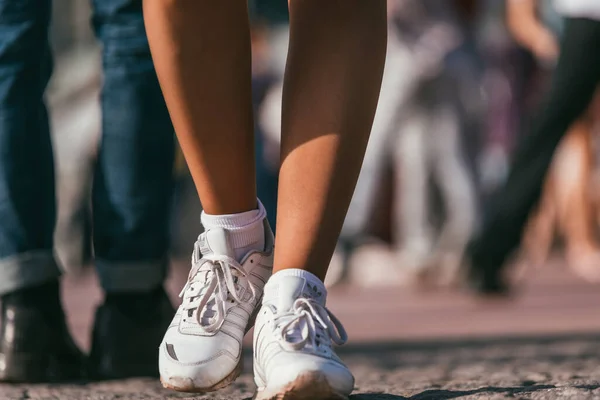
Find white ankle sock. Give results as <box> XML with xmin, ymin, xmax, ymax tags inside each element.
<box><xmin>201</xmin><ymin>199</ymin><xmax>267</xmax><ymax>262</ymax></box>
<box><xmin>265</xmin><ymin>269</ymin><xmax>327</xmax><ymax>307</ymax></box>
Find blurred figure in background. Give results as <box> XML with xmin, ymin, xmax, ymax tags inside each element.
<box><xmin>466</xmin><ymin>0</ymin><xmax>600</xmax><ymax>294</ymax></box>
<box><xmin>249</xmin><ymin>0</ymin><xmax>289</xmax><ymax>78</ymax></box>
<box><xmin>0</xmin><ymin>0</ymin><xmax>174</xmax><ymax>382</ymax></box>
<box><xmin>250</xmin><ymin>0</ymin><xmax>289</xmax><ymax>230</ymax></box>
<box><xmin>390</xmin><ymin>0</ymin><xmax>479</xmax><ymax>285</ymax></box>
<box><xmin>312</xmin><ymin>0</ymin><xmax>480</xmax><ymax>286</ymax></box>
<box><xmin>475</xmin><ymin>1</ymin><xmax>523</xmax><ymax>201</ymax></box>
<box><xmin>250</xmin><ymin>20</ymin><xmax>280</xmax><ymax>230</ymax></box>
<box><xmin>508</xmin><ymin>0</ymin><xmax>600</xmax><ymax>281</ymax></box>
<box><xmin>47</xmin><ymin>0</ymin><xmax>100</xmax><ymax>273</ymax></box>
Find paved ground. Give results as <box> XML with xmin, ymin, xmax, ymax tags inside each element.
<box><xmin>0</xmin><ymin>335</ymin><xmax>600</xmax><ymax>400</ymax></box>
<box><xmin>0</xmin><ymin>258</ymin><xmax>599</xmax><ymax>399</ymax></box>
<box><xmin>1</xmin><ymin>334</ymin><xmax>599</xmax><ymax>399</ymax></box>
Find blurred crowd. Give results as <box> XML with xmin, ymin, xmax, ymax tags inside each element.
<box><xmin>50</xmin><ymin>0</ymin><xmax>600</xmax><ymax>289</ymax></box>
<box><xmin>245</xmin><ymin>0</ymin><xmax>600</xmax><ymax>288</ymax></box>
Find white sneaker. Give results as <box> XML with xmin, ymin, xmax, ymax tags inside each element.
<box><xmin>159</xmin><ymin>220</ymin><xmax>273</xmax><ymax>392</ymax></box>
<box><xmin>253</xmin><ymin>271</ymin><xmax>354</xmax><ymax>400</ymax></box>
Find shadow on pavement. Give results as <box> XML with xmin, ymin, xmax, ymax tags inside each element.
<box><xmin>352</xmin><ymin>384</ymin><xmax>555</xmax><ymax>399</ymax></box>
<box><xmin>353</xmin><ymin>383</ymin><xmax>600</xmax><ymax>399</ymax></box>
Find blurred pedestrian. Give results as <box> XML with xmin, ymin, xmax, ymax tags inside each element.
<box><xmin>466</xmin><ymin>0</ymin><xmax>600</xmax><ymax>293</ymax></box>
<box><xmin>0</xmin><ymin>0</ymin><xmax>175</xmax><ymax>382</ymax></box>
<box><xmin>250</xmin><ymin>21</ymin><xmax>279</xmax><ymax>231</ymax></box>
<box><xmin>328</xmin><ymin>0</ymin><xmax>479</xmax><ymax>286</ymax></box>
<box><xmin>508</xmin><ymin>0</ymin><xmax>600</xmax><ymax>282</ymax></box>
<box><xmin>475</xmin><ymin>0</ymin><xmax>529</xmax><ymax>201</ymax></box>
<box><xmin>143</xmin><ymin>1</ymin><xmax>386</xmax><ymax>398</ymax></box>
<box><xmin>391</xmin><ymin>0</ymin><xmax>479</xmax><ymax>285</ymax></box>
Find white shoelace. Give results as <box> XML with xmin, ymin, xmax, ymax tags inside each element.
<box><xmin>179</xmin><ymin>240</ymin><xmax>257</xmax><ymax>333</ymax></box>
<box><xmin>273</xmin><ymin>298</ymin><xmax>348</xmax><ymax>351</ymax></box>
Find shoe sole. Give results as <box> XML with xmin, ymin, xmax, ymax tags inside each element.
<box><xmin>160</xmin><ymin>300</ymin><xmax>261</xmax><ymax>393</ymax></box>
<box><xmin>253</xmin><ymin>372</ymin><xmax>350</xmax><ymax>400</ymax></box>
<box><xmin>161</xmin><ymin>356</ymin><xmax>243</xmax><ymax>393</ymax></box>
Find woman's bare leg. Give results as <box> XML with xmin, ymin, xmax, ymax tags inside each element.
<box><xmin>523</xmin><ymin>117</ymin><xmax>600</xmax><ymax>281</ymax></box>
<box><xmin>144</xmin><ymin>2</ymin><xmax>271</xmax><ymax>393</ymax></box>
<box><xmin>143</xmin><ymin>1</ymin><xmax>255</xmax><ymax>215</ymax></box>
<box><xmin>274</xmin><ymin>0</ymin><xmax>387</xmax><ymax>280</ymax></box>
<box><xmin>253</xmin><ymin>4</ymin><xmax>387</xmax><ymax>398</ymax></box>
<box><xmin>522</xmin><ymin>174</ymin><xmax>557</xmax><ymax>269</ymax></box>
<box><xmin>553</xmin><ymin>118</ymin><xmax>600</xmax><ymax>281</ymax></box>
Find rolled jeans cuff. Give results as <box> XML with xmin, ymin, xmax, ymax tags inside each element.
<box><xmin>96</xmin><ymin>258</ymin><xmax>168</xmax><ymax>293</ymax></box>
<box><xmin>0</xmin><ymin>251</ymin><xmax>62</xmax><ymax>296</ymax></box>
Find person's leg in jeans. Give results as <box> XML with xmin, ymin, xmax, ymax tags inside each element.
<box><xmin>89</xmin><ymin>0</ymin><xmax>175</xmax><ymax>379</ymax></box>
<box><xmin>0</xmin><ymin>0</ymin><xmax>85</xmax><ymax>382</ymax></box>
<box><xmin>467</xmin><ymin>18</ymin><xmax>600</xmax><ymax>293</ymax></box>
<box><xmin>143</xmin><ymin>1</ymin><xmax>386</xmax><ymax>397</ymax></box>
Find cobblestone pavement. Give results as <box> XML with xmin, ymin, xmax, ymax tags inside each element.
<box><xmin>1</xmin><ymin>261</ymin><xmax>599</xmax><ymax>399</ymax></box>
<box><xmin>1</xmin><ymin>334</ymin><xmax>599</xmax><ymax>399</ymax></box>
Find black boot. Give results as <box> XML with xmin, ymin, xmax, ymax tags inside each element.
<box><xmin>0</xmin><ymin>281</ymin><xmax>86</xmax><ymax>382</ymax></box>
<box><xmin>89</xmin><ymin>286</ymin><xmax>174</xmax><ymax>379</ymax></box>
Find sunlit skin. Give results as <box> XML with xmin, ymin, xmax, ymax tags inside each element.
<box><xmin>143</xmin><ymin>0</ymin><xmax>387</xmax><ymax>280</ymax></box>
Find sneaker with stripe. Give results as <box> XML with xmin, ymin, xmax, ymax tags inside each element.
<box><xmin>159</xmin><ymin>220</ymin><xmax>273</xmax><ymax>392</ymax></box>
<box><xmin>252</xmin><ymin>271</ymin><xmax>354</xmax><ymax>400</ymax></box>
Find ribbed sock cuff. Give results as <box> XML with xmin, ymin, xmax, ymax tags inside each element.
<box><xmin>201</xmin><ymin>199</ymin><xmax>267</xmax><ymax>252</ymax></box>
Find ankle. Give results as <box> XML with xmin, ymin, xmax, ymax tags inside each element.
<box><xmin>201</xmin><ymin>198</ymin><xmax>267</xmax><ymax>261</ymax></box>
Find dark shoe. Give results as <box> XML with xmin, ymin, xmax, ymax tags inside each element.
<box><xmin>89</xmin><ymin>286</ymin><xmax>174</xmax><ymax>379</ymax></box>
<box><xmin>0</xmin><ymin>281</ymin><xmax>86</xmax><ymax>383</ymax></box>
<box><xmin>463</xmin><ymin>240</ymin><xmax>510</xmax><ymax>296</ymax></box>
<box><xmin>465</xmin><ymin>260</ymin><xmax>510</xmax><ymax>295</ymax></box>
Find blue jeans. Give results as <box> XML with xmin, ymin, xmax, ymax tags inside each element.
<box><xmin>0</xmin><ymin>0</ymin><xmax>175</xmax><ymax>295</ymax></box>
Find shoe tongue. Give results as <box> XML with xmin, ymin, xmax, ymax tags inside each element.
<box><xmin>275</xmin><ymin>276</ymin><xmax>326</xmax><ymax>311</ymax></box>
<box><xmin>199</xmin><ymin>228</ymin><xmax>236</xmax><ymax>259</ymax></box>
